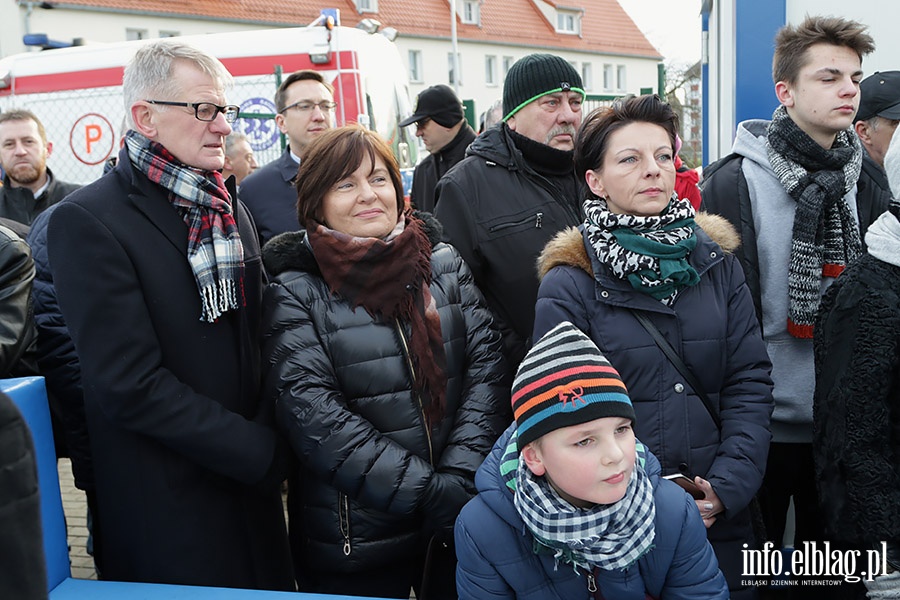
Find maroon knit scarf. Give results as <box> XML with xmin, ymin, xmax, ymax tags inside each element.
<box><xmin>307</xmin><ymin>216</ymin><xmax>447</xmax><ymax>425</ymax></box>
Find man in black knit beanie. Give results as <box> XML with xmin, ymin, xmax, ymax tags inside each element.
<box><xmin>434</xmin><ymin>53</ymin><xmax>585</xmax><ymax>378</ymax></box>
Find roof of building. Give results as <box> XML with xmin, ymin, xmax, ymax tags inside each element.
<box><xmin>50</xmin><ymin>0</ymin><xmax>662</xmax><ymax>59</ymax></box>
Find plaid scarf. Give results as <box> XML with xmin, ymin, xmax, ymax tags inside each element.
<box><xmin>306</xmin><ymin>215</ymin><xmax>447</xmax><ymax>425</ymax></box>
<box><xmin>502</xmin><ymin>429</ymin><xmax>656</xmax><ymax>572</ymax></box>
<box><xmin>766</xmin><ymin>105</ymin><xmax>862</xmax><ymax>338</ymax></box>
<box><xmin>583</xmin><ymin>195</ymin><xmax>699</xmax><ymax>305</ymax></box>
<box><xmin>125</xmin><ymin>131</ymin><xmax>244</xmax><ymax>323</ymax></box>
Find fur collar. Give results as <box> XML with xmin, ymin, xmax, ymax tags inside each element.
<box><xmin>537</xmin><ymin>212</ymin><xmax>740</xmax><ymax>279</ymax></box>
<box><xmin>262</xmin><ymin>210</ymin><xmax>443</xmax><ymax>276</ymax></box>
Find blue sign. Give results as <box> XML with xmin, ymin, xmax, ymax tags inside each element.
<box><xmin>235</xmin><ymin>97</ymin><xmax>279</xmax><ymax>152</ymax></box>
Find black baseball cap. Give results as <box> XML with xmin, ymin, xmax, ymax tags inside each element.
<box><xmin>399</xmin><ymin>85</ymin><xmax>464</xmax><ymax>128</ymax></box>
<box><xmin>856</xmin><ymin>71</ymin><xmax>900</xmax><ymax>123</ymax></box>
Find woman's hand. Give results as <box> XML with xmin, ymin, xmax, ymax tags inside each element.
<box><xmin>693</xmin><ymin>476</ymin><xmax>724</xmax><ymax>529</ymax></box>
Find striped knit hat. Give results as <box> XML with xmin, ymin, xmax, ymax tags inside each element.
<box><xmin>513</xmin><ymin>322</ymin><xmax>635</xmax><ymax>450</ymax></box>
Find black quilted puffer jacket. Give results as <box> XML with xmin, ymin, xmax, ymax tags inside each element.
<box><xmin>260</xmin><ymin>213</ymin><xmax>510</xmax><ymax>576</ymax></box>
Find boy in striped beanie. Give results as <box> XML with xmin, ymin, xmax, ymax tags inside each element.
<box><xmin>454</xmin><ymin>322</ymin><xmax>728</xmax><ymax>598</ymax></box>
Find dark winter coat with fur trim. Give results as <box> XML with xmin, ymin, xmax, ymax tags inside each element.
<box><xmin>813</xmin><ymin>252</ymin><xmax>900</xmax><ymax>547</ymax></box>
<box><xmin>260</xmin><ymin>214</ymin><xmax>510</xmax><ymax>577</ymax></box>
<box><xmin>533</xmin><ymin>213</ymin><xmax>774</xmax><ymax>596</ymax></box>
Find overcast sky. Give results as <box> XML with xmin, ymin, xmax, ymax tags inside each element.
<box><xmin>616</xmin><ymin>0</ymin><xmax>703</xmax><ymax>67</ymax></box>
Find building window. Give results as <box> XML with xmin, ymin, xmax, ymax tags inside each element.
<box><xmin>502</xmin><ymin>56</ymin><xmax>515</xmax><ymax>78</ymax></box>
<box><xmin>485</xmin><ymin>55</ymin><xmax>497</xmax><ymax>86</ymax></box>
<box><xmin>617</xmin><ymin>65</ymin><xmax>627</xmax><ymax>91</ymax></box>
<box><xmin>159</xmin><ymin>30</ymin><xmax>180</xmax><ymax>38</ymax></box>
<box><xmin>603</xmin><ymin>64</ymin><xmax>614</xmax><ymax>91</ymax></box>
<box><xmin>356</xmin><ymin>0</ymin><xmax>377</xmax><ymax>13</ymax></box>
<box><xmin>581</xmin><ymin>63</ymin><xmax>593</xmax><ymax>92</ymax></box>
<box><xmin>126</xmin><ymin>28</ymin><xmax>148</xmax><ymax>41</ymax></box>
<box><xmin>409</xmin><ymin>50</ymin><xmax>423</xmax><ymax>83</ymax></box>
<box><xmin>556</xmin><ymin>10</ymin><xmax>580</xmax><ymax>34</ymax></box>
<box><xmin>462</xmin><ymin>0</ymin><xmax>480</xmax><ymax>25</ymax></box>
<box><xmin>448</xmin><ymin>52</ymin><xmax>462</xmax><ymax>86</ymax></box>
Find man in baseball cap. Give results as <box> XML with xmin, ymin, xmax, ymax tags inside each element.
<box><xmin>433</xmin><ymin>54</ymin><xmax>586</xmax><ymax>379</ymax></box>
<box><xmin>401</xmin><ymin>85</ymin><xmax>475</xmax><ymax>212</ymax></box>
<box><xmin>854</xmin><ymin>71</ymin><xmax>900</xmax><ymax>196</ymax></box>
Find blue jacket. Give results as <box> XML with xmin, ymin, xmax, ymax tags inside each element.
<box><xmin>27</xmin><ymin>203</ymin><xmax>93</xmax><ymax>490</ymax></box>
<box><xmin>455</xmin><ymin>425</ymin><xmax>729</xmax><ymax>600</ymax></box>
<box><xmin>239</xmin><ymin>148</ymin><xmax>300</xmax><ymax>246</ymax></box>
<box><xmin>533</xmin><ymin>214</ymin><xmax>773</xmax><ymax>523</ymax></box>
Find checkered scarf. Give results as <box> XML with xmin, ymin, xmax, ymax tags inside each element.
<box><xmin>126</xmin><ymin>131</ymin><xmax>244</xmax><ymax>323</ymax></box>
<box><xmin>766</xmin><ymin>105</ymin><xmax>862</xmax><ymax>338</ymax></box>
<box><xmin>502</xmin><ymin>429</ymin><xmax>656</xmax><ymax>572</ymax></box>
<box><xmin>583</xmin><ymin>195</ymin><xmax>699</xmax><ymax>306</ymax></box>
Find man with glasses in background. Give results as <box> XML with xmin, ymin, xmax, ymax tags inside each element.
<box><xmin>240</xmin><ymin>69</ymin><xmax>335</xmax><ymax>244</ymax></box>
<box><xmin>46</xmin><ymin>40</ymin><xmax>293</xmax><ymax>589</ymax></box>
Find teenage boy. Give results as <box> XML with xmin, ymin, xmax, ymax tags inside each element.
<box><xmin>454</xmin><ymin>322</ymin><xmax>728</xmax><ymax>599</ymax></box>
<box><xmin>700</xmin><ymin>16</ymin><xmax>884</xmax><ymax>596</ymax></box>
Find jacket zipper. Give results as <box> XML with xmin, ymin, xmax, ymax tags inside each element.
<box><xmin>587</xmin><ymin>570</ymin><xmax>598</xmax><ymax>593</ymax></box>
<box><xmin>395</xmin><ymin>320</ymin><xmax>434</xmax><ymax>465</ymax></box>
<box><xmin>339</xmin><ymin>492</ymin><xmax>351</xmax><ymax>556</ymax></box>
<box><xmin>489</xmin><ymin>211</ymin><xmax>543</xmax><ymax>232</ymax></box>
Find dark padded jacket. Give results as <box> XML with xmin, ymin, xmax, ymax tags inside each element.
<box><xmin>434</xmin><ymin>125</ymin><xmax>583</xmax><ymax>372</ymax></box>
<box><xmin>0</xmin><ymin>224</ymin><xmax>35</xmax><ymax>378</ymax></box>
<box><xmin>0</xmin><ymin>168</ymin><xmax>80</xmax><ymax>227</ymax></box>
<box><xmin>699</xmin><ymin>151</ymin><xmax>891</xmax><ymax>323</ymax></box>
<box><xmin>260</xmin><ymin>214</ymin><xmax>510</xmax><ymax>575</ymax></box>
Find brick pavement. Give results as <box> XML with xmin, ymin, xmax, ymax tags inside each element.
<box><xmin>57</xmin><ymin>458</ymin><xmax>98</xmax><ymax>581</ymax></box>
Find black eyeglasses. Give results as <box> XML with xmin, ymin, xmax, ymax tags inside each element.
<box><xmin>280</xmin><ymin>100</ymin><xmax>337</xmax><ymax>114</ymax></box>
<box><xmin>415</xmin><ymin>118</ymin><xmax>431</xmax><ymax>130</ymax></box>
<box><xmin>145</xmin><ymin>100</ymin><xmax>240</xmax><ymax>123</ymax></box>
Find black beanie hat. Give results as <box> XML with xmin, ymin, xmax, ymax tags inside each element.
<box><xmin>502</xmin><ymin>53</ymin><xmax>585</xmax><ymax>121</ymax></box>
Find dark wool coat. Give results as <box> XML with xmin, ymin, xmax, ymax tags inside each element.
<box><xmin>260</xmin><ymin>215</ymin><xmax>510</xmax><ymax>576</ymax></box>
<box><xmin>240</xmin><ymin>148</ymin><xmax>301</xmax><ymax>246</ymax></box>
<box><xmin>814</xmin><ymin>252</ymin><xmax>900</xmax><ymax>546</ymax></box>
<box><xmin>46</xmin><ymin>148</ymin><xmax>293</xmax><ymax>589</ymax></box>
<box><xmin>533</xmin><ymin>213</ymin><xmax>773</xmax><ymax>597</ymax></box>
<box><xmin>455</xmin><ymin>425</ymin><xmax>729</xmax><ymax>600</ymax></box>
<box><xmin>433</xmin><ymin>124</ymin><xmax>584</xmax><ymax>373</ymax></box>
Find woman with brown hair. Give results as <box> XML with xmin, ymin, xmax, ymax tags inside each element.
<box><xmin>260</xmin><ymin>125</ymin><xmax>509</xmax><ymax>599</ymax></box>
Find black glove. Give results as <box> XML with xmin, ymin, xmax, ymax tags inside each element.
<box><xmin>421</xmin><ymin>471</ymin><xmax>475</xmax><ymax>543</ymax></box>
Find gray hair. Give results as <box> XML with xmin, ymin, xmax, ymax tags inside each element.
<box><xmin>225</xmin><ymin>131</ymin><xmax>250</xmax><ymax>158</ymax></box>
<box><xmin>122</xmin><ymin>40</ymin><xmax>233</xmax><ymax>128</ymax></box>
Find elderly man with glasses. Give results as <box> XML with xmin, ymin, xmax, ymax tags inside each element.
<box><xmin>240</xmin><ymin>69</ymin><xmax>335</xmax><ymax>244</ymax></box>
<box><xmin>46</xmin><ymin>40</ymin><xmax>294</xmax><ymax>589</ymax></box>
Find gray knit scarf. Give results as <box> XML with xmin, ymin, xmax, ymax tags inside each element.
<box><xmin>502</xmin><ymin>429</ymin><xmax>656</xmax><ymax>572</ymax></box>
<box><xmin>766</xmin><ymin>105</ymin><xmax>862</xmax><ymax>338</ymax></box>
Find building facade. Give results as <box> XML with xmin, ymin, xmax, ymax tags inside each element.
<box><xmin>3</xmin><ymin>0</ymin><xmax>662</xmax><ymax>121</ymax></box>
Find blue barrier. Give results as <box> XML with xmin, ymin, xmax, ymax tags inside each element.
<box><xmin>2</xmin><ymin>376</ymin><xmax>70</xmax><ymax>590</ymax></box>
<box><xmin>1</xmin><ymin>376</ymin><xmax>389</xmax><ymax>600</ymax></box>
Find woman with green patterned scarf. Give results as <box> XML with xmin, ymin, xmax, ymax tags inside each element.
<box><xmin>533</xmin><ymin>94</ymin><xmax>774</xmax><ymax>600</ymax></box>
